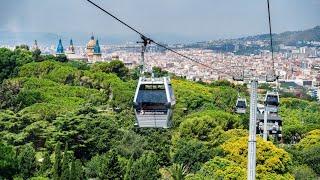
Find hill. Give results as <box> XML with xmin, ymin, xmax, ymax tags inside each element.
<box><xmin>241</xmin><ymin>26</ymin><xmax>320</xmax><ymax>45</ymax></box>
<box><xmin>0</xmin><ymin>47</ymin><xmax>319</xmax><ymax>179</ymax></box>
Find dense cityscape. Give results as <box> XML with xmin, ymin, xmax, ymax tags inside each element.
<box><xmin>2</xmin><ymin>26</ymin><xmax>320</xmax><ymax>101</ymax></box>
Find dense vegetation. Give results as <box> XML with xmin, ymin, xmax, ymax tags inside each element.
<box><xmin>0</xmin><ymin>47</ymin><xmax>319</xmax><ymax>179</ymax></box>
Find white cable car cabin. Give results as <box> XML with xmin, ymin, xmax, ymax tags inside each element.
<box><xmin>264</xmin><ymin>91</ymin><xmax>280</xmax><ymax>115</ymax></box>
<box><xmin>264</xmin><ymin>91</ymin><xmax>279</xmax><ymax>107</ymax></box>
<box><xmin>133</xmin><ymin>77</ymin><xmax>175</xmax><ymax>128</ymax></box>
<box><xmin>235</xmin><ymin>98</ymin><xmax>247</xmax><ymax>114</ymax></box>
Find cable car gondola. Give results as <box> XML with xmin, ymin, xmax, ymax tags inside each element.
<box><xmin>265</xmin><ymin>91</ymin><xmax>279</xmax><ymax>106</ymax></box>
<box><xmin>133</xmin><ymin>77</ymin><xmax>175</xmax><ymax>128</ymax></box>
<box><xmin>235</xmin><ymin>97</ymin><xmax>247</xmax><ymax>114</ymax></box>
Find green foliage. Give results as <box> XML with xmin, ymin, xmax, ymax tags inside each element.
<box><xmin>196</xmin><ymin>157</ymin><xmax>246</xmax><ymax>179</ymax></box>
<box><xmin>280</xmin><ymin>98</ymin><xmax>320</xmax><ymax>143</ymax></box>
<box><xmin>0</xmin><ymin>142</ymin><xmax>18</xmax><ymax>179</ymax></box>
<box><xmin>176</xmin><ymin>110</ymin><xmax>241</xmax><ymax>142</ymax></box>
<box><xmin>287</xmin><ymin>142</ymin><xmax>320</xmax><ymax>176</ymax></box>
<box><xmin>152</xmin><ymin>66</ymin><xmax>169</xmax><ymax>77</ymax></box>
<box><xmin>12</xmin><ymin>48</ymin><xmax>33</xmax><ymax>66</ymax></box>
<box><xmin>1</xmin><ymin>48</ymin><xmax>319</xmax><ymax>179</ymax></box>
<box><xmin>125</xmin><ymin>152</ymin><xmax>161</xmax><ymax>180</ymax></box>
<box><xmin>53</xmin><ymin>143</ymin><xmax>62</xmax><ymax>180</ymax></box>
<box><xmin>220</xmin><ymin>136</ymin><xmax>293</xmax><ymax>179</ymax></box>
<box><xmin>259</xmin><ymin>83</ymin><xmax>272</xmax><ymax>90</ymax></box>
<box><xmin>86</xmin><ymin>151</ymin><xmax>123</xmax><ymax>179</ymax></box>
<box><xmin>210</xmin><ymin>80</ymin><xmax>235</xmax><ymax>87</ymax></box>
<box><xmin>40</xmin><ymin>151</ymin><xmax>51</xmax><ymax>176</ymax></box>
<box><xmin>172</xmin><ymin>139</ymin><xmax>211</xmax><ymax>172</ymax></box>
<box><xmin>0</xmin><ymin>48</ymin><xmax>15</xmax><ymax>82</ymax></box>
<box><xmin>16</xmin><ymin>89</ymin><xmax>43</xmax><ymax>108</ymax></box>
<box><xmin>169</xmin><ymin>163</ymin><xmax>188</xmax><ymax>180</ymax></box>
<box><xmin>91</xmin><ymin>60</ymin><xmax>129</xmax><ymax>79</ymax></box>
<box><xmin>18</xmin><ymin>143</ymin><xmax>36</xmax><ymax>179</ymax></box>
<box><xmin>172</xmin><ymin>79</ymin><xmax>240</xmax><ymax>126</ymax></box>
<box><xmin>60</xmin><ymin>143</ymin><xmax>71</xmax><ymax>180</ymax></box>
<box><xmin>32</xmin><ymin>49</ymin><xmax>43</xmax><ymax>62</ymax></box>
<box><xmin>15</xmin><ymin>45</ymin><xmax>30</xmax><ymax>51</ymax></box>
<box><xmin>69</xmin><ymin>159</ymin><xmax>83</xmax><ymax>180</ymax></box>
<box><xmin>56</xmin><ymin>55</ymin><xmax>68</xmax><ymax>62</ymax></box>
<box><xmin>292</xmin><ymin>165</ymin><xmax>317</xmax><ymax>180</ymax></box>
<box><xmin>67</xmin><ymin>61</ymin><xmax>89</xmax><ymax>70</ymax></box>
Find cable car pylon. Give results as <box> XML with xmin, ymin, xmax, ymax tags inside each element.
<box><xmin>231</xmin><ymin>0</ymin><xmax>279</xmax><ymax>179</ymax></box>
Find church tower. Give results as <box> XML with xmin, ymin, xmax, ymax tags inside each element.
<box><xmin>56</xmin><ymin>39</ymin><xmax>64</xmax><ymax>55</ymax></box>
<box><xmin>66</xmin><ymin>39</ymin><xmax>75</xmax><ymax>54</ymax></box>
<box><xmin>92</xmin><ymin>39</ymin><xmax>102</xmax><ymax>63</ymax></box>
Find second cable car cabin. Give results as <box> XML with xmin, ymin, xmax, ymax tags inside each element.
<box><xmin>235</xmin><ymin>98</ymin><xmax>247</xmax><ymax>114</ymax></box>
<box><xmin>133</xmin><ymin>77</ymin><xmax>175</xmax><ymax>128</ymax></box>
<box><xmin>264</xmin><ymin>91</ymin><xmax>280</xmax><ymax>113</ymax></box>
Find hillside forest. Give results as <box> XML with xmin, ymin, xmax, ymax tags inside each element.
<box><xmin>0</xmin><ymin>46</ymin><xmax>320</xmax><ymax>179</ymax></box>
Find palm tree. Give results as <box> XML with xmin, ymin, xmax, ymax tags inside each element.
<box><xmin>169</xmin><ymin>163</ymin><xmax>188</xmax><ymax>180</ymax></box>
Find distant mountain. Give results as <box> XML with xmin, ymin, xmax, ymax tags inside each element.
<box><xmin>1</xmin><ymin>26</ymin><xmax>319</xmax><ymax>47</ymax></box>
<box><xmin>240</xmin><ymin>26</ymin><xmax>320</xmax><ymax>45</ymax></box>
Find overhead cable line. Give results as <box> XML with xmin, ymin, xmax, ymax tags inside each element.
<box><xmin>267</xmin><ymin>0</ymin><xmax>275</xmax><ymax>75</ymax></box>
<box><xmin>86</xmin><ymin>0</ymin><xmax>216</xmax><ymax>71</ymax></box>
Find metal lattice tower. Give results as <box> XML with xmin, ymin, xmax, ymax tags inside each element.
<box><xmin>247</xmin><ymin>79</ymin><xmax>258</xmax><ymax>180</ymax></box>
<box><xmin>263</xmin><ymin>106</ymin><xmax>268</xmax><ymax>140</ymax></box>
<box><xmin>137</xmin><ymin>36</ymin><xmax>151</xmax><ymax>75</ymax></box>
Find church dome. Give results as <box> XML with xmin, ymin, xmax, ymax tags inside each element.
<box><xmin>86</xmin><ymin>35</ymin><xmax>96</xmax><ymax>49</ymax></box>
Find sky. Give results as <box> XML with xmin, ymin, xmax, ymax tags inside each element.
<box><xmin>0</xmin><ymin>0</ymin><xmax>319</xmax><ymax>43</ymax></box>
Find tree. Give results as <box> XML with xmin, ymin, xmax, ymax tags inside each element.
<box><xmin>91</xmin><ymin>60</ymin><xmax>129</xmax><ymax>79</ymax></box>
<box><xmin>33</xmin><ymin>49</ymin><xmax>43</xmax><ymax>62</ymax></box>
<box><xmin>0</xmin><ymin>142</ymin><xmax>18</xmax><ymax>179</ymax></box>
<box><xmin>169</xmin><ymin>164</ymin><xmax>187</xmax><ymax>180</ymax></box>
<box><xmin>196</xmin><ymin>157</ymin><xmax>246</xmax><ymax>179</ymax></box>
<box><xmin>61</xmin><ymin>143</ymin><xmax>70</xmax><ymax>180</ymax></box>
<box><xmin>175</xmin><ymin>110</ymin><xmax>240</xmax><ymax>146</ymax></box>
<box><xmin>18</xmin><ymin>143</ymin><xmax>36</xmax><ymax>179</ymax></box>
<box><xmin>85</xmin><ymin>151</ymin><xmax>123</xmax><ymax>179</ymax></box>
<box><xmin>152</xmin><ymin>66</ymin><xmax>168</xmax><ymax>77</ymax></box>
<box><xmin>43</xmin><ymin>54</ymin><xmax>58</xmax><ymax>61</ymax></box>
<box><xmin>124</xmin><ymin>157</ymin><xmax>133</xmax><ymax>180</ymax></box>
<box><xmin>106</xmin><ymin>151</ymin><xmax>123</xmax><ymax>179</ymax></box>
<box><xmin>56</xmin><ymin>55</ymin><xmax>68</xmax><ymax>63</ymax></box>
<box><xmin>302</xmin><ymin>145</ymin><xmax>320</xmax><ymax>175</ymax></box>
<box><xmin>40</xmin><ymin>151</ymin><xmax>51</xmax><ymax>176</ymax></box>
<box><xmin>15</xmin><ymin>44</ymin><xmax>30</xmax><ymax>51</ymax></box>
<box><xmin>53</xmin><ymin>143</ymin><xmax>62</xmax><ymax>180</ymax></box>
<box><xmin>172</xmin><ymin>139</ymin><xmax>211</xmax><ymax>172</ymax></box>
<box><xmin>69</xmin><ymin>159</ymin><xmax>82</xmax><ymax>180</ymax></box>
<box><xmin>0</xmin><ymin>48</ymin><xmax>15</xmax><ymax>82</ymax></box>
<box><xmin>12</xmin><ymin>48</ymin><xmax>33</xmax><ymax>66</ymax></box>
<box><xmin>125</xmin><ymin>152</ymin><xmax>160</xmax><ymax>180</ymax></box>
<box><xmin>292</xmin><ymin>165</ymin><xmax>317</xmax><ymax>180</ymax></box>
<box><xmin>16</xmin><ymin>89</ymin><xmax>43</xmax><ymax>108</ymax></box>
<box><xmin>220</xmin><ymin>137</ymin><xmax>293</xmax><ymax>179</ymax></box>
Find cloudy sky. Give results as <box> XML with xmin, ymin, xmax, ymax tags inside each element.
<box><xmin>1</xmin><ymin>0</ymin><xmax>319</xmax><ymax>42</ymax></box>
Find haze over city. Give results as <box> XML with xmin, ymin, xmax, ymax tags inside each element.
<box><xmin>1</xmin><ymin>0</ymin><xmax>320</xmax><ymax>44</ymax></box>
